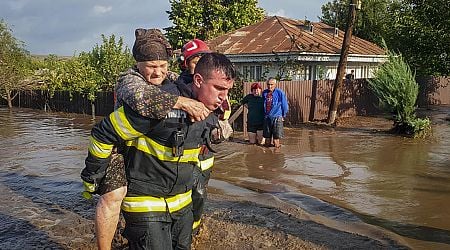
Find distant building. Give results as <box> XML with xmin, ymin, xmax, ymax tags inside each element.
<box><xmin>207</xmin><ymin>16</ymin><xmax>387</xmax><ymax>81</ymax></box>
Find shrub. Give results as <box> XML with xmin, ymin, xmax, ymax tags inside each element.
<box><xmin>368</xmin><ymin>48</ymin><xmax>431</xmax><ymax>137</ymax></box>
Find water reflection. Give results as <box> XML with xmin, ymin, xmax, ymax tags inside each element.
<box><xmin>1</xmin><ymin>106</ymin><xmax>450</xmax><ymax>249</ymax></box>
<box><xmin>214</xmin><ymin>107</ymin><xmax>450</xmax><ymax>249</ymax></box>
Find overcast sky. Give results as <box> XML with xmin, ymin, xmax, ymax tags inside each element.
<box><xmin>0</xmin><ymin>0</ymin><xmax>329</xmax><ymax>56</ymax></box>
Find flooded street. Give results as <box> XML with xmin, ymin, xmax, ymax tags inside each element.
<box><xmin>0</xmin><ymin>106</ymin><xmax>449</xmax><ymax>249</ymax></box>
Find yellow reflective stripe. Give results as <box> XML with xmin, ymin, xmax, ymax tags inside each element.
<box><xmin>192</xmin><ymin>218</ymin><xmax>201</xmax><ymax>230</ymax></box>
<box><xmin>83</xmin><ymin>181</ymin><xmax>96</xmax><ymax>193</ymax></box>
<box><xmin>110</xmin><ymin>106</ymin><xmax>143</xmax><ymax>140</ymax></box>
<box><xmin>126</xmin><ymin>136</ymin><xmax>201</xmax><ymax>163</ymax></box>
<box><xmin>222</xmin><ymin>110</ymin><xmax>231</xmax><ymax>120</ymax></box>
<box><xmin>122</xmin><ymin>190</ymin><xmax>193</xmax><ymax>213</ymax></box>
<box><xmin>166</xmin><ymin>190</ymin><xmax>192</xmax><ymax>213</ymax></box>
<box><xmin>88</xmin><ymin>136</ymin><xmax>113</xmax><ymax>158</ymax></box>
<box><xmin>122</xmin><ymin>196</ymin><xmax>167</xmax><ymax>212</ymax></box>
<box><xmin>199</xmin><ymin>156</ymin><xmax>214</xmax><ymax>171</ymax></box>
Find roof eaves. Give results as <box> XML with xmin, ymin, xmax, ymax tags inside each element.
<box><xmin>223</xmin><ymin>52</ymin><xmax>388</xmax><ymax>63</ymax></box>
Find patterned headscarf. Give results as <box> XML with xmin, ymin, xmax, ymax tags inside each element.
<box><xmin>132</xmin><ymin>28</ymin><xmax>173</xmax><ymax>62</ymax></box>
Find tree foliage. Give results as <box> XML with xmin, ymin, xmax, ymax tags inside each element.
<box><xmin>0</xmin><ymin>20</ymin><xmax>33</xmax><ymax>108</ymax></box>
<box><xmin>165</xmin><ymin>0</ymin><xmax>265</xmax><ymax>48</ymax></box>
<box><xmin>320</xmin><ymin>0</ymin><xmax>450</xmax><ymax>76</ymax></box>
<box><xmin>81</xmin><ymin>34</ymin><xmax>134</xmax><ymax>91</ymax></box>
<box><xmin>385</xmin><ymin>0</ymin><xmax>450</xmax><ymax>76</ymax></box>
<box><xmin>321</xmin><ymin>0</ymin><xmax>393</xmax><ymax>46</ymax></box>
<box><xmin>36</xmin><ymin>55</ymin><xmax>101</xmax><ymax>101</ymax></box>
<box><xmin>35</xmin><ymin>34</ymin><xmax>134</xmax><ymax>101</ymax></box>
<box><xmin>368</xmin><ymin>47</ymin><xmax>431</xmax><ymax>137</ymax></box>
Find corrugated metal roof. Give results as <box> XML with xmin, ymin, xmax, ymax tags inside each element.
<box><xmin>208</xmin><ymin>16</ymin><xmax>385</xmax><ymax>56</ymax></box>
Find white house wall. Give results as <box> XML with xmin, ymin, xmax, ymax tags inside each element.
<box><xmin>229</xmin><ymin>52</ymin><xmax>387</xmax><ymax>81</ymax></box>
<box><xmin>236</xmin><ymin>61</ymin><xmax>383</xmax><ymax>81</ymax></box>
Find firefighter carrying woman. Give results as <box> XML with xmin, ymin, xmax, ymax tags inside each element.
<box><xmin>80</xmin><ymin>28</ymin><xmax>235</xmax><ymax>249</ymax></box>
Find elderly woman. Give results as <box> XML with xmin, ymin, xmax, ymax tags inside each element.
<box><xmin>242</xmin><ymin>82</ymin><xmax>265</xmax><ymax>144</ymax></box>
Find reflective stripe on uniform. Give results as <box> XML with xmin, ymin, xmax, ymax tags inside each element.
<box><xmin>122</xmin><ymin>190</ymin><xmax>192</xmax><ymax>213</ymax></box>
<box><xmin>199</xmin><ymin>156</ymin><xmax>214</xmax><ymax>171</ymax></box>
<box><xmin>126</xmin><ymin>136</ymin><xmax>201</xmax><ymax>163</ymax></box>
<box><xmin>192</xmin><ymin>218</ymin><xmax>201</xmax><ymax>230</ymax></box>
<box><xmin>109</xmin><ymin>106</ymin><xmax>143</xmax><ymax>140</ymax></box>
<box><xmin>88</xmin><ymin>136</ymin><xmax>113</xmax><ymax>158</ymax></box>
<box><xmin>83</xmin><ymin>180</ymin><xmax>96</xmax><ymax>193</ymax></box>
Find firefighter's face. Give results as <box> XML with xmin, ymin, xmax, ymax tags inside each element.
<box><xmin>137</xmin><ymin>60</ymin><xmax>168</xmax><ymax>85</ymax></box>
<box><xmin>193</xmin><ymin>70</ymin><xmax>234</xmax><ymax>111</ymax></box>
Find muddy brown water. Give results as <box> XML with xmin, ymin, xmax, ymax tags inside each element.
<box><xmin>0</xmin><ymin>106</ymin><xmax>449</xmax><ymax>249</ymax></box>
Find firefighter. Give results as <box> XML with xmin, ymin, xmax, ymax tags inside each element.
<box><xmin>85</xmin><ymin>29</ymin><xmax>212</xmax><ymax>250</ymax></box>
<box><xmin>175</xmin><ymin>39</ymin><xmax>233</xmax><ymax>232</ymax></box>
<box><xmin>82</xmin><ymin>52</ymin><xmax>235</xmax><ymax>249</ymax></box>
<box><xmin>178</xmin><ymin>39</ymin><xmax>211</xmax><ymax>85</ymax></box>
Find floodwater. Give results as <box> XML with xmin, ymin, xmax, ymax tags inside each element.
<box><xmin>0</xmin><ymin>106</ymin><xmax>449</xmax><ymax>249</ymax></box>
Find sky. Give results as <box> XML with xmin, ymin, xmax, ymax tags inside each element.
<box><xmin>0</xmin><ymin>0</ymin><xmax>329</xmax><ymax>56</ymax></box>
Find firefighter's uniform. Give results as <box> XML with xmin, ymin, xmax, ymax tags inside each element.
<box><xmin>82</xmin><ymin>93</ymin><xmax>217</xmax><ymax>249</ymax></box>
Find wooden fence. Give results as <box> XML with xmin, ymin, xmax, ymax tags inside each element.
<box><xmin>242</xmin><ymin>76</ymin><xmax>450</xmax><ymax>125</ymax></box>
<box><xmin>6</xmin><ymin>90</ymin><xmax>114</xmax><ymax>117</ymax></box>
<box><xmin>2</xmin><ymin>76</ymin><xmax>448</xmax><ymax>126</ymax></box>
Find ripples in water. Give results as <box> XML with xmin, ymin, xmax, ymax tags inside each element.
<box><xmin>1</xmin><ymin>106</ymin><xmax>450</xmax><ymax>249</ymax></box>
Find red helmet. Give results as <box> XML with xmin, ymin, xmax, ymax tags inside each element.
<box><xmin>181</xmin><ymin>39</ymin><xmax>211</xmax><ymax>66</ymax></box>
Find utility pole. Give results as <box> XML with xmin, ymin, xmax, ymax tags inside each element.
<box><xmin>327</xmin><ymin>0</ymin><xmax>360</xmax><ymax>124</ymax></box>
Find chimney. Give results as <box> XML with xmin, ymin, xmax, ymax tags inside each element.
<box><xmin>300</xmin><ymin>20</ymin><xmax>314</xmax><ymax>34</ymax></box>
<box><xmin>324</xmin><ymin>27</ymin><xmax>339</xmax><ymax>38</ymax></box>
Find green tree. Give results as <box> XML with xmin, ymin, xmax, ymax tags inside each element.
<box><xmin>0</xmin><ymin>20</ymin><xmax>32</xmax><ymax>108</ymax></box>
<box><xmin>165</xmin><ymin>0</ymin><xmax>264</xmax><ymax>48</ymax></box>
<box><xmin>35</xmin><ymin>34</ymin><xmax>134</xmax><ymax>101</ymax></box>
<box><xmin>320</xmin><ymin>0</ymin><xmax>449</xmax><ymax>76</ymax></box>
<box><xmin>368</xmin><ymin>47</ymin><xmax>431</xmax><ymax>137</ymax></box>
<box><xmin>35</xmin><ymin>55</ymin><xmax>66</xmax><ymax>96</ymax></box>
<box><xmin>81</xmin><ymin>34</ymin><xmax>134</xmax><ymax>91</ymax></box>
<box><xmin>321</xmin><ymin>0</ymin><xmax>393</xmax><ymax>46</ymax></box>
<box><xmin>321</xmin><ymin>0</ymin><xmax>348</xmax><ymax>32</ymax></box>
<box><xmin>35</xmin><ymin>55</ymin><xmax>100</xmax><ymax>101</ymax></box>
<box><xmin>385</xmin><ymin>0</ymin><xmax>450</xmax><ymax>76</ymax></box>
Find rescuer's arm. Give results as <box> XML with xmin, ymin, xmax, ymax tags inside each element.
<box><xmin>81</xmin><ymin>104</ymin><xmax>157</xmax><ymax>193</ymax></box>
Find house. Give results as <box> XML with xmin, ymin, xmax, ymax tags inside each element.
<box><xmin>207</xmin><ymin>16</ymin><xmax>387</xmax><ymax>81</ymax></box>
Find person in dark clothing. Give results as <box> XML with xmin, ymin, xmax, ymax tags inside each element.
<box><xmin>176</xmin><ymin>39</ymin><xmax>233</xmax><ymax>233</ymax></box>
<box><xmin>82</xmin><ymin>29</ymin><xmax>211</xmax><ymax>250</ymax></box>
<box><xmin>82</xmin><ymin>52</ymin><xmax>236</xmax><ymax>250</ymax></box>
<box><xmin>345</xmin><ymin>70</ymin><xmax>355</xmax><ymax>80</ymax></box>
<box><xmin>242</xmin><ymin>82</ymin><xmax>265</xmax><ymax>144</ymax></box>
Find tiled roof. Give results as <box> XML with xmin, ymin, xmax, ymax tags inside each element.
<box><xmin>208</xmin><ymin>16</ymin><xmax>385</xmax><ymax>56</ymax></box>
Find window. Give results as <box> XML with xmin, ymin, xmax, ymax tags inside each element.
<box><xmin>242</xmin><ymin>65</ymin><xmax>262</xmax><ymax>81</ymax></box>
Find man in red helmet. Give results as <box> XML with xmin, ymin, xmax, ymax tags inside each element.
<box><xmin>177</xmin><ymin>39</ymin><xmax>232</xmax><ymax>122</ymax></box>
<box><xmin>178</xmin><ymin>38</ymin><xmax>212</xmax><ymax>85</ymax></box>
<box><xmin>175</xmin><ymin>39</ymin><xmax>234</xmax><ymax>233</ymax></box>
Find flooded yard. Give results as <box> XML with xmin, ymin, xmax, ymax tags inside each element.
<box><xmin>0</xmin><ymin>106</ymin><xmax>449</xmax><ymax>249</ymax></box>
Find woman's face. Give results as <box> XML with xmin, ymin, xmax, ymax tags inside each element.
<box><xmin>137</xmin><ymin>60</ymin><xmax>168</xmax><ymax>85</ymax></box>
<box><xmin>251</xmin><ymin>88</ymin><xmax>262</xmax><ymax>96</ymax></box>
